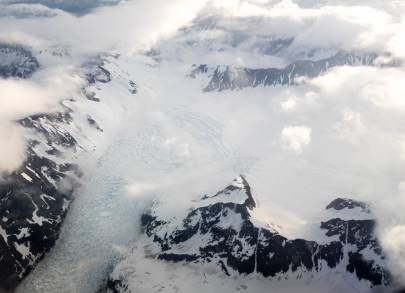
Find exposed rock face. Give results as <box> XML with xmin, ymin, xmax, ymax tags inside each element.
<box><xmin>0</xmin><ymin>44</ymin><xmax>39</xmax><ymax>78</ymax></box>
<box><xmin>108</xmin><ymin>176</ymin><xmax>390</xmax><ymax>292</ymax></box>
<box><xmin>189</xmin><ymin>52</ymin><xmax>389</xmax><ymax>91</ymax></box>
<box><xmin>86</xmin><ymin>65</ymin><xmax>112</xmax><ymax>84</ymax></box>
<box><xmin>326</xmin><ymin>198</ymin><xmax>369</xmax><ymax>211</ymax></box>
<box><xmin>0</xmin><ymin>43</ymin><xmax>64</xmax><ymax>291</ymax></box>
<box><xmin>0</xmin><ymin>110</ymin><xmax>82</xmax><ymax>291</ymax></box>
<box><xmin>0</xmin><ymin>58</ymin><xmax>112</xmax><ymax>291</ymax></box>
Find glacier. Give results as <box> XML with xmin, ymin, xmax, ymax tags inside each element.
<box><xmin>1</xmin><ymin>1</ymin><xmax>405</xmax><ymax>292</ymax></box>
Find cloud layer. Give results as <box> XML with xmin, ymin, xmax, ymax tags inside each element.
<box><xmin>1</xmin><ymin>0</ymin><xmax>405</xmax><ymax>287</ymax></box>
<box><xmin>0</xmin><ymin>66</ymin><xmax>84</xmax><ymax>173</ymax></box>
<box><xmin>0</xmin><ymin>0</ymin><xmax>210</xmax><ymax>173</ymax></box>
<box><xmin>0</xmin><ymin>0</ymin><xmax>209</xmax><ymax>56</ymax></box>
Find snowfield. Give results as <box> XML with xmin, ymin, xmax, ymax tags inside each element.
<box><xmin>14</xmin><ymin>51</ymin><xmax>404</xmax><ymax>292</ymax></box>
<box><xmin>2</xmin><ymin>1</ymin><xmax>405</xmax><ymax>290</ymax></box>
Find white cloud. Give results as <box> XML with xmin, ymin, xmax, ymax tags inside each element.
<box><xmin>281</xmin><ymin>126</ymin><xmax>312</xmax><ymax>154</ymax></box>
<box><xmin>0</xmin><ymin>0</ymin><xmax>211</xmax><ymax>174</ymax></box>
<box><xmin>280</xmin><ymin>97</ymin><xmax>297</xmax><ymax>112</ymax></box>
<box><xmin>0</xmin><ymin>0</ymin><xmax>209</xmax><ymax>56</ymax></box>
<box><xmin>0</xmin><ymin>123</ymin><xmax>28</xmax><ymax>174</ymax></box>
<box><xmin>311</xmin><ymin>66</ymin><xmax>405</xmax><ymax>112</ymax></box>
<box><xmin>398</xmin><ymin>137</ymin><xmax>405</xmax><ymax>161</ymax></box>
<box><xmin>382</xmin><ymin>225</ymin><xmax>405</xmax><ymax>276</ymax></box>
<box><xmin>204</xmin><ymin>0</ymin><xmax>405</xmax><ymax>60</ymax></box>
<box><xmin>125</xmin><ymin>181</ymin><xmax>157</xmax><ymax>198</ymax></box>
<box><xmin>2</xmin><ymin>0</ymin><xmax>405</xmax><ymax>287</ymax></box>
<box><xmin>0</xmin><ymin>66</ymin><xmax>84</xmax><ymax>173</ymax></box>
<box><xmin>377</xmin><ymin>185</ymin><xmax>405</xmax><ymax>283</ymax></box>
<box><xmin>333</xmin><ymin>109</ymin><xmax>367</xmax><ymax>144</ymax></box>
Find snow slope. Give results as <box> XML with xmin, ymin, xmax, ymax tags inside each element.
<box><xmin>13</xmin><ymin>45</ymin><xmax>404</xmax><ymax>292</ymax></box>
<box><xmin>2</xmin><ymin>2</ymin><xmax>405</xmax><ymax>291</ymax></box>
<box><xmin>106</xmin><ymin>177</ymin><xmax>389</xmax><ymax>293</ymax></box>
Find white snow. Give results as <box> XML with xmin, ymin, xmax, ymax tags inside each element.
<box><xmin>39</xmin><ymin>194</ymin><xmax>55</xmax><ymax>210</ymax></box>
<box><xmin>13</xmin><ymin>50</ymin><xmax>392</xmax><ymax>292</ymax></box>
<box><xmin>14</xmin><ymin>242</ymin><xmax>32</xmax><ymax>262</ymax></box>
<box><xmin>10</xmin><ymin>11</ymin><xmax>403</xmax><ymax>289</ymax></box>
<box><xmin>200</xmin><ymin>179</ymin><xmax>249</xmax><ymax>206</ymax></box>
<box><xmin>27</xmin><ymin>198</ymin><xmax>52</xmax><ymax>227</ymax></box>
<box><xmin>109</xmin><ymin>239</ymin><xmax>379</xmax><ymax>293</ymax></box>
<box><xmin>20</xmin><ymin>172</ymin><xmax>32</xmax><ymax>182</ymax></box>
<box><xmin>16</xmin><ymin>228</ymin><xmax>30</xmax><ymax>240</ymax></box>
<box><xmin>26</xmin><ymin>166</ymin><xmax>41</xmax><ymax>179</ymax></box>
<box><xmin>0</xmin><ymin>225</ymin><xmax>9</xmax><ymax>244</ymax></box>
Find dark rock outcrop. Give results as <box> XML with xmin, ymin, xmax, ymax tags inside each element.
<box><xmin>190</xmin><ymin>52</ymin><xmax>393</xmax><ymax>91</ymax></box>
<box><xmin>0</xmin><ymin>44</ymin><xmax>39</xmax><ymax>79</ymax></box>
<box><xmin>0</xmin><ymin>112</ymin><xmax>80</xmax><ymax>291</ymax></box>
<box><xmin>108</xmin><ymin>176</ymin><xmax>391</xmax><ymax>292</ymax></box>
<box><xmin>0</xmin><ymin>63</ymin><xmax>112</xmax><ymax>291</ymax></box>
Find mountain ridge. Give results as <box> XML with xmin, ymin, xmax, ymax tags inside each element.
<box><xmin>106</xmin><ymin>176</ymin><xmax>390</xmax><ymax>293</ymax></box>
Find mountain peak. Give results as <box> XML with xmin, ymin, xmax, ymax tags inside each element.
<box><xmin>201</xmin><ymin>175</ymin><xmax>255</xmax><ymax>210</ymax></box>
<box><xmin>326</xmin><ymin>198</ymin><xmax>369</xmax><ymax>212</ymax></box>
<box><xmin>118</xmin><ymin>176</ymin><xmax>390</xmax><ymax>293</ymax></box>
<box><xmin>0</xmin><ymin>43</ymin><xmax>39</xmax><ymax>79</ymax></box>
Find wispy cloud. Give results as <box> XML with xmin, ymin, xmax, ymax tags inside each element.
<box><xmin>2</xmin><ymin>0</ymin><xmax>405</xmax><ymax>286</ymax></box>
<box><xmin>0</xmin><ymin>66</ymin><xmax>84</xmax><ymax>172</ymax></box>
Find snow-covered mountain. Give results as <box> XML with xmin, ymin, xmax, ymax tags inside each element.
<box><xmin>0</xmin><ymin>45</ymin><xmax>122</xmax><ymax>291</ymax></box>
<box><xmin>0</xmin><ymin>31</ymin><xmax>401</xmax><ymax>293</ymax></box>
<box><xmin>105</xmin><ymin>176</ymin><xmax>390</xmax><ymax>293</ymax></box>
<box><xmin>0</xmin><ymin>44</ymin><xmax>39</xmax><ymax>78</ymax></box>
<box><xmin>1</xmin><ymin>1</ymin><xmax>405</xmax><ymax>292</ymax></box>
<box><xmin>0</xmin><ymin>37</ymin><xmax>399</xmax><ymax>293</ymax></box>
<box><xmin>189</xmin><ymin>52</ymin><xmax>398</xmax><ymax>91</ymax></box>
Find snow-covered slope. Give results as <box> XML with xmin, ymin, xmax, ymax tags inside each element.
<box><xmin>0</xmin><ymin>44</ymin><xmax>39</xmax><ymax>78</ymax></box>
<box><xmin>1</xmin><ymin>43</ymin><xmax>400</xmax><ymax>292</ymax></box>
<box><xmin>106</xmin><ymin>176</ymin><xmax>390</xmax><ymax>293</ymax></box>
<box><xmin>0</xmin><ymin>47</ymin><xmax>133</xmax><ymax>291</ymax></box>
<box><xmin>189</xmin><ymin>52</ymin><xmax>397</xmax><ymax>91</ymax></box>
<box><xmin>2</xmin><ymin>1</ymin><xmax>405</xmax><ymax>292</ymax></box>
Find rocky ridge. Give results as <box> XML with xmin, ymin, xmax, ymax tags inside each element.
<box><xmin>107</xmin><ymin>176</ymin><xmax>390</xmax><ymax>292</ymax></box>
<box><xmin>0</xmin><ymin>47</ymin><xmax>111</xmax><ymax>291</ymax></box>
<box><xmin>190</xmin><ymin>52</ymin><xmax>397</xmax><ymax>91</ymax></box>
